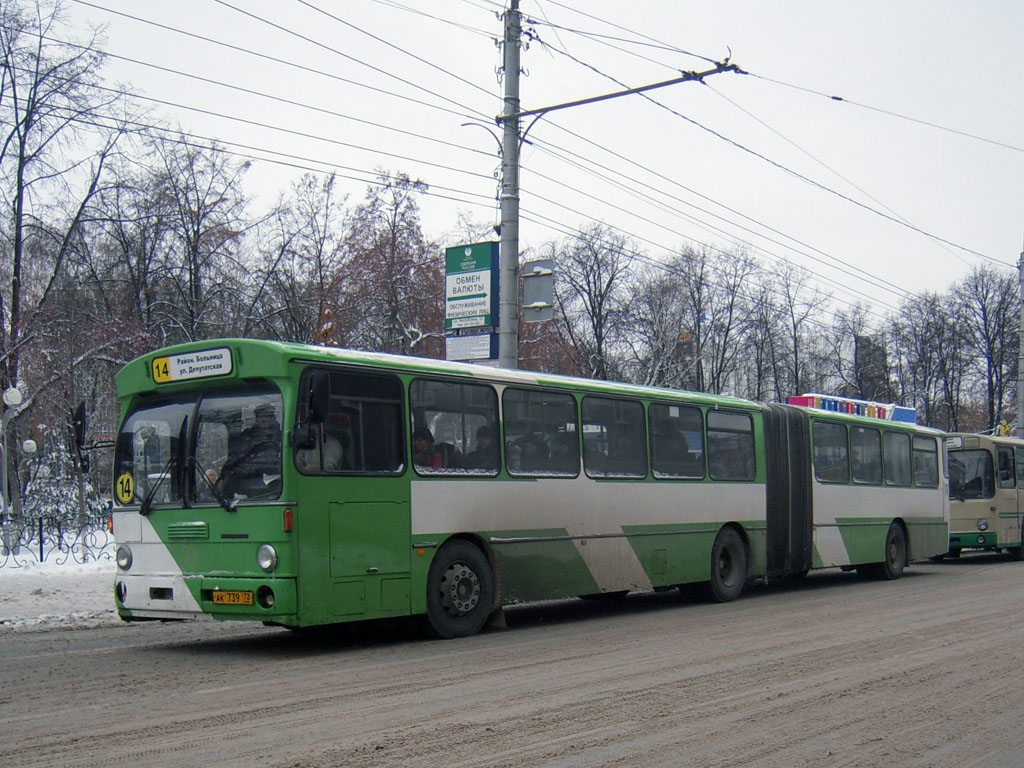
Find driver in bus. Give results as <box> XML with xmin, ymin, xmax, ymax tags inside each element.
<box><xmin>221</xmin><ymin>404</ymin><xmax>282</xmax><ymax>497</ymax></box>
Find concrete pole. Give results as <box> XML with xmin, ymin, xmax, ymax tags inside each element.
<box><xmin>498</xmin><ymin>0</ymin><xmax>521</xmax><ymax>369</ymax></box>
<box><xmin>1017</xmin><ymin>230</ymin><xmax>1024</xmax><ymax>436</ymax></box>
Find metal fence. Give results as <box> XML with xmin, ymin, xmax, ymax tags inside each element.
<box><xmin>0</xmin><ymin>514</ymin><xmax>115</xmax><ymax>569</ymax></box>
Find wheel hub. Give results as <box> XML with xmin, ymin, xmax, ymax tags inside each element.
<box><xmin>441</xmin><ymin>562</ymin><xmax>481</xmax><ymax>616</ymax></box>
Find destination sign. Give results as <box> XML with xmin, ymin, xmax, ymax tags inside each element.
<box><xmin>152</xmin><ymin>347</ymin><xmax>233</xmax><ymax>383</ymax></box>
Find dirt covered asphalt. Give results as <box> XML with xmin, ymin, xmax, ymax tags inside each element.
<box><xmin>2</xmin><ymin>554</ymin><xmax>1023</xmax><ymax>767</ymax></box>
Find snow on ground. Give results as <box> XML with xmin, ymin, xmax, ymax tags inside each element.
<box><xmin>0</xmin><ymin>558</ymin><xmax>118</xmax><ymax>631</ymax></box>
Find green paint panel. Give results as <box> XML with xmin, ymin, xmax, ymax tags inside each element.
<box><xmin>489</xmin><ymin>530</ymin><xmax>600</xmax><ymax>602</ymax></box>
<box><xmin>623</xmin><ymin>522</ymin><xmax>766</xmax><ymax>586</ymax></box>
<box><xmin>835</xmin><ymin>518</ymin><xmax>890</xmax><ymax>565</ymax></box>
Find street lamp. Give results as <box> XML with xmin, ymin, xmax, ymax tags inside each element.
<box><xmin>1</xmin><ymin>387</ymin><xmax>24</xmax><ymax>522</ymax></box>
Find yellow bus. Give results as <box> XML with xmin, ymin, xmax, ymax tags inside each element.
<box><xmin>945</xmin><ymin>433</ymin><xmax>1024</xmax><ymax>559</ymax></box>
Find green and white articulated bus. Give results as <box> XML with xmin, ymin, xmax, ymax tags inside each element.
<box><xmin>111</xmin><ymin>339</ymin><xmax>949</xmax><ymax>638</ymax></box>
<box><xmin>945</xmin><ymin>433</ymin><xmax>1024</xmax><ymax>559</ymax></box>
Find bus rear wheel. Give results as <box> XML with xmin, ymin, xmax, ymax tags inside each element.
<box><xmin>859</xmin><ymin>522</ymin><xmax>906</xmax><ymax>580</ymax></box>
<box><xmin>705</xmin><ymin>527</ymin><xmax>747</xmax><ymax>603</ymax></box>
<box><xmin>426</xmin><ymin>540</ymin><xmax>495</xmax><ymax>639</ymax></box>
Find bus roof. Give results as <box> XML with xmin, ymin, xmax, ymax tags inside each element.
<box><xmin>116</xmin><ymin>337</ymin><xmax>756</xmax><ymax>410</ymax></box>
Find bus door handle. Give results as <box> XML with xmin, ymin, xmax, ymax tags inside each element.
<box><xmin>366</xmin><ymin>567</ymin><xmax>379</xmax><ymax>574</ymax></box>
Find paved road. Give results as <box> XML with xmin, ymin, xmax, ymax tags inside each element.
<box><xmin>2</xmin><ymin>554</ymin><xmax>1024</xmax><ymax>767</ymax></box>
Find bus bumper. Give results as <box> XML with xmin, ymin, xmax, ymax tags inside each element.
<box><xmin>949</xmin><ymin>532</ymin><xmax>998</xmax><ymax>550</ymax></box>
<box><xmin>115</xmin><ymin>573</ymin><xmax>297</xmax><ymax>621</ymax></box>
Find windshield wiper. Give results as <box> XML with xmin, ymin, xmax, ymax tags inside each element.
<box><xmin>193</xmin><ymin>454</ymin><xmax>237</xmax><ymax>513</ymax></box>
<box><xmin>140</xmin><ymin>416</ymin><xmax>188</xmax><ymax>516</ymax></box>
<box><xmin>139</xmin><ymin>452</ymin><xmax>175</xmax><ymax>517</ymax></box>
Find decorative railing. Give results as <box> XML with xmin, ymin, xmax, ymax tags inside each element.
<box><xmin>0</xmin><ymin>514</ymin><xmax>115</xmax><ymax>569</ymax></box>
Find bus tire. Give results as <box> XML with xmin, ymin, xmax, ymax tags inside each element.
<box><xmin>705</xmin><ymin>527</ymin><xmax>747</xmax><ymax>603</ymax></box>
<box><xmin>426</xmin><ymin>539</ymin><xmax>495</xmax><ymax>639</ymax></box>
<box><xmin>860</xmin><ymin>522</ymin><xmax>907</xmax><ymax>580</ymax></box>
<box><xmin>1012</xmin><ymin>523</ymin><xmax>1024</xmax><ymax>561</ymax></box>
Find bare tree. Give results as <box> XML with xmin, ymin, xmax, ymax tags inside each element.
<box><xmin>153</xmin><ymin>137</ymin><xmax>251</xmax><ymax>343</ymax></box>
<box><xmin>772</xmin><ymin>263</ymin><xmax>830</xmax><ymax>399</ymax></box>
<box><xmin>0</xmin><ymin>0</ymin><xmax>121</xmax><ymax>389</ymax></box>
<box><xmin>339</xmin><ymin>171</ymin><xmax>443</xmax><ymax>356</ymax></box>
<box><xmin>825</xmin><ymin>304</ymin><xmax>894</xmax><ymax>402</ymax></box>
<box><xmin>550</xmin><ymin>223</ymin><xmax>637</xmax><ymax>380</ymax></box>
<box><xmin>246</xmin><ymin>173</ymin><xmax>348</xmax><ymax>342</ymax></box>
<box><xmin>953</xmin><ymin>265</ymin><xmax>1018</xmax><ymax>430</ymax></box>
<box><xmin>889</xmin><ymin>292</ymin><xmax>969</xmax><ymax>430</ymax></box>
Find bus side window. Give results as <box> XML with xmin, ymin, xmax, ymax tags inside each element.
<box><xmin>882</xmin><ymin>431</ymin><xmax>912</xmax><ymax>486</ymax></box>
<box><xmin>649</xmin><ymin>403</ymin><xmax>704</xmax><ymax>479</ymax></box>
<box><xmin>707</xmin><ymin>410</ymin><xmax>755</xmax><ymax>482</ymax></box>
<box><xmin>997</xmin><ymin>447</ymin><xmax>1015</xmax><ymax>488</ymax></box>
<box><xmin>503</xmin><ymin>388</ymin><xmax>579</xmax><ymax>477</ymax></box>
<box><xmin>813</xmin><ymin>421</ymin><xmax>849</xmax><ymax>483</ymax></box>
<box><xmin>913</xmin><ymin>436</ymin><xmax>939</xmax><ymax>488</ymax></box>
<box><xmin>295</xmin><ymin>368</ymin><xmax>404</xmax><ymax>474</ymax></box>
<box><xmin>581</xmin><ymin>396</ymin><xmax>646</xmax><ymax>479</ymax></box>
<box><xmin>851</xmin><ymin>427</ymin><xmax>882</xmax><ymax>485</ymax></box>
<box><xmin>1016</xmin><ymin>447</ymin><xmax>1024</xmax><ymax>489</ymax></box>
<box><xmin>410</xmin><ymin>378</ymin><xmax>499</xmax><ymax>476</ymax></box>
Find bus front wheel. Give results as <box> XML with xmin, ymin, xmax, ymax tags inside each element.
<box><xmin>705</xmin><ymin>527</ymin><xmax>747</xmax><ymax>603</ymax></box>
<box><xmin>426</xmin><ymin>540</ymin><xmax>495</xmax><ymax>639</ymax></box>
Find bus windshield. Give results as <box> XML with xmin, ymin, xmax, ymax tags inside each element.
<box><xmin>115</xmin><ymin>387</ymin><xmax>284</xmax><ymax>508</ymax></box>
<box><xmin>948</xmin><ymin>449</ymin><xmax>994</xmax><ymax>500</ymax></box>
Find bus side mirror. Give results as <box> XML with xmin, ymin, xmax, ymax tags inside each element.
<box><xmin>305</xmin><ymin>370</ymin><xmax>330</xmax><ymax>423</ymax></box>
<box><xmin>292</xmin><ymin>426</ymin><xmax>316</xmax><ymax>450</ymax></box>
<box><xmin>73</xmin><ymin>401</ymin><xmax>88</xmax><ymax>450</ymax></box>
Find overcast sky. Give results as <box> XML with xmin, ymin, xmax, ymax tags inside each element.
<box><xmin>64</xmin><ymin>0</ymin><xmax>1024</xmax><ymax>321</ymax></box>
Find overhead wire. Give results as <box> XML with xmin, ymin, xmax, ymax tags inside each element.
<box><xmin>747</xmin><ymin>72</ymin><xmax>1024</xmax><ymax>156</ymax></box>
<box><xmin>45</xmin><ymin>35</ymin><xmax>495</xmax><ymax>163</ymax></box>
<box><xmin>530</xmin><ymin>31</ymin><xmax>1007</xmax><ymax>268</ymax></box>
<box><xmin>69</xmin><ymin>0</ymin><xmax>492</xmax><ymax>123</ymax></box>
<box><xmin>53</xmin><ymin>106</ymin><xmax>499</xmax><ymax>216</ymax></box>
<box><xmin>522</xmin><ymin>144</ymin><xmax>906</xmax><ymax>314</ymax></box>
<box><xmin>61</xmin><ymin>1</ymin><xmax>1002</xmax><ymax>325</ymax></box>
<box><xmin>291</xmin><ymin>0</ymin><xmax>497</xmax><ymax>101</ymax></box>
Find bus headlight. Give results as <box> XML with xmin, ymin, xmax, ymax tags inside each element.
<box><xmin>257</xmin><ymin>544</ymin><xmax>278</xmax><ymax>572</ymax></box>
<box><xmin>116</xmin><ymin>545</ymin><xmax>133</xmax><ymax>571</ymax></box>
<box><xmin>977</xmin><ymin>520</ymin><xmax>989</xmax><ymax>532</ymax></box>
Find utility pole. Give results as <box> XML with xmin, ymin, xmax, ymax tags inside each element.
<box><xmin>497</xmin><ymin>0</ymin><xmax>522</xmax><ymax>369</ymax></box>
<box><xmin>1017</xmin><ymin>228</ymin><xmax>1024</xmax><ymax>437</ymax></box>
<box><xmin>494</xmin><ymin>0</ymin><xmax>740</xmax><ymax>371</ymax></box>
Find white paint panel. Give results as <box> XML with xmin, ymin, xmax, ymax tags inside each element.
<box><xmin>411</xmin><ymin>478</ymin><xmax>764</xmax><ymax>592</ymax></box>
<box><xmin>115</xmin><ymin>514</ymin><xmax>204</xmax><ymax>616</ymax></box>
<box><xmin>411</xmin><ymin>478</ymin><xmax>763</xmax><ymax>536</ymax></box>
<box><xmin>814</xmin><ymin>526</ymin><xmax>852</xmax><ymax>567</ymax></box>
<box><xmin>812</xmin><ymin>483</ymin><xmax>945</xmax><ymax>524</ymax></box>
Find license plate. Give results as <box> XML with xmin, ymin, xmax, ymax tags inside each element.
<box><xmin>211</xmin><ymin>590</ymin><xmax>254</xmax><ymax>606</ymax></box>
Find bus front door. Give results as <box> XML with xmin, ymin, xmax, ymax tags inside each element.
<box><xmin>328</xmin><ymin>495</ymin><xmax>412</xmax><ymax>619</ymax></box>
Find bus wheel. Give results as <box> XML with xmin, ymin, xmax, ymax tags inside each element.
<box><xmin>1013</xmin><ymin>524</ymin><xmax>1024</xmax><ymax>561</ymax></box>
<box><xmin>426</xmin><ymin>540</ymin><xmax>495</xmax><ymax>639</ymax></box>
<box><xmin>861</xmin><ymin>523</ymin><xmax>907</xmax><ymax>580</ymax></box>
<box><xmin>705</xmin><ymin>527</ymin><xmax>747</xmax><ymax>603</ymax></box>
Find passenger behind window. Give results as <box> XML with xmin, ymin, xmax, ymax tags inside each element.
<box><xmin>519</xmin><ymin>434</ymin><xmax>549</xmax><ymax>472</ymax></box>
<box><xmin>464</xmin><ymin>425</ymin><xmax>499</xmax><ymax>470</ymax></box>
<box><xmin>547</xmin><ymin>432</ymin><xmax>578</xmax><ymax>473</ymax></box>
<box><xmin>295</xmin><ymin>423</ymin><xmax>343</xmax><ymax>472</ymax></box>
<box><xmin>653</xmin><ymin>423</ymin><xmax>688</xmax><ymax>475</ymax></box>
<box><xmin>413</xmin><ymin>427</ymin><xmax>444</xmax><ymax>470</ymax></box>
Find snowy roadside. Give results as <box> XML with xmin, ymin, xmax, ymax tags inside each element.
<box><xmin>0</xmin><ymin>559</ymin><xmax>119</xmax><ymax>632</ymax></box>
